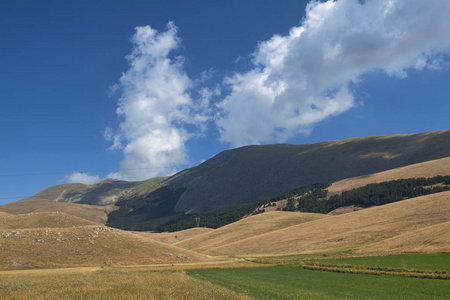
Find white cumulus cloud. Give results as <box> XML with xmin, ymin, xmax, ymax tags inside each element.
<box><xmin>107</xmin><ymin>22</ymin><xmax>210</xmax><ymax>181</ymax></box>
<box><xmin>64</xmin><ymin>172</ymin><xmax>101</xmax><ymax>185</ymax></box>
<box><xmin>216</xmin><ymin>0</ymin><xmax>450</xmax><ymax>147</ymax></box>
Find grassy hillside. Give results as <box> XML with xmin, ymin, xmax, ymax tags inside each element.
<box><xmin>135</xmin><ymin>227</ymin><xmax>214</xmax><ymax>244</ymax></box>
<box><xmin>0</xmin><ymin>211</ymin><xmax>12</xmax><ymax>217</ymax></box>
<box><xmin>0</xmin><ymin>212</ymin><xmax>100</xmax><ymax>229</ymax></box>
<box><xmin>357</xmin><ymin>220</ymin><xmax>450</xmax><ymax>254</ymax></box>
<box><xmin>193</xmin><ymin>191</ymin><xmax>450</xmax><ymax>255</ymax></box>
<box><xmin>0</xmin><ymin>198</ymin><xmax>114</xmax><ymax>224</ymax></box>
<box><xmin>175</xmin><ymin>211</ymin><xmax>329</xmax><ymax>253</ymax></box>
<box><xmin>328</xmin><ymin>156</ymin><xmax>450</xmax><ymax>195</ymax></box>
<box><xmin>0</xmin><ymin>225</ymin><xmax>213</xmax><ymax>270</ymax></box>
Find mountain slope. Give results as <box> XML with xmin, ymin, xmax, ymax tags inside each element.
<box><xmin>195</xmin><ymin>191</ymin><xmax>450</xmax><ymax>255</ymax></box>
<box><xmin>28</xmin><ymin>177</ymin><xmax>165</xmax><ymax>205</ymax></box>
<box><xmin>23</xmin><ymin>129</ymin><xmax>450</xmax><ymax>231</ymax></box>
<box><xmin>0</xmin><ymin>198</ymin><xmax>115</xmax><ymax>224</ymax></box>
<box><xmin>328</xmin><ymin>156</ymin><xmax>450</xmax><ymax>196</ymax></box>
<box><xmin>168</xmin><ymin>130</ymin><xmax>450</xmax><ymax>214</ymax></box>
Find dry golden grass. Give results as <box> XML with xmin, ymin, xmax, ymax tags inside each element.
<box><xmin>0</xmin><ymin>269</ymin><xmax>250</xmax><ymax>300</ymax></box>
<box><xmin>357</xmin><ymin>220</ymin><xmax>450</xmax><ymax>254</ymax></box>
<box><xmin>0</xmin><ymin>225</ymin><xmax>214</xmax><ymax>270</ymax></box>
<box><xmin>0</xmin><ymin>212</ymin><xmax>100</xmax><ymax>229</ymax></box>
<box><xmin>135</xmin><ymin>227</ymin><xmax>214</xmax><ymax>244</ymax></box>
<box><xmin>0</xmin><ymin>198</ymin><xmax>115</xmax><ymax>224</ymax></box>
<box><xmin>0</xmin><ymin>211</ymin><xmax>12</xmax><ymax>217</ymax></box>
<box><xmin>200</xmin><ymin>191</ymin><xmax>450</xmax><ymax>256</ymax></box>
<box><xmin>0</xmin><ymin>212</ymin><xmax>102</xmax><ymax>229</ymax></box>
<box><xmin>328</xmin><ymin>157</ymin><xmax>450</xmax><ymax>196</ymax></box>
<box><xmin>175</xmin><ymin>211</ymin><xmax>329</xmax><ymax>253</ymax></box>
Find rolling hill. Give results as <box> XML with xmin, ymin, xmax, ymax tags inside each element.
<box><xmin>0</xmin><ymin>211</ymin><xmax>11</xmax><ymax>217</ymax></box>
<box><xmin>184</xmin><ymin>191</ymin><xmax>450</xmax><ymax>256</ymax></box>
<box><xmin>0</xmin><ymin>224</ymin><xmax>213</xmax><ymax>270</ymax></box>
<box><xmin>0</xmin><ymin>212</ymin><xmax>100</xmax><ymax>229</ymax></box>
<box><xmin>174</xmin><ymin>211</ymin><xmax>329</xmax><ymax>254</ymax></box>
<box><xmin>135</xmin><ymin>227</ymin><xmax>215</xmax><ymax>245</ymax></box>
<box><xmin>0</xmin><ymin>198</ymin><xmax>115</xmax><ymax>224</ymax></box>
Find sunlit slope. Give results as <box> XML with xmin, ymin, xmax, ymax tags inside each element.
<box><xmin>0</xmin><ymin>198</ymin><xmax>114</xmax><ymax>224</ymax></box>
<box><xmin>135</xmin><ymin>227</ymin><xmax>214</xmax><ymax>244</ymax></box>
<box><xmin>0</xmin><ymin>211</ymin><xmax>11</xmax><ymax>217</ymax></box>
<box><xmin>175</xmin><ymin>211</ymin><xmax>329</xmax><ymax>253</ymax></box>
<box><xmin>0</xmin><ymin>212</ymin><xmax>100</xmax><ymax>229</ymax></box>
<box><xmin>357</xmin><ymin>221</ymin><xmax>450</xmax><ymax>254</ymax></box>
<box><xmin>27</xmin><ymin>177</ymin><xmax>166</xmax><ymax>205</ymax></box>
<box><xmin>202</xmin><ymin>191</ymin><xmax>450</xmax><ymax>255</ymax></box>
<box><xmin>0</xmin><ymin>225</ymin><xmax>213</xmax><ymax>270</ymax></box>
<box><xmin>328</xmin><ymin>157</ymin><xmax>450</xmax><ymax>196</ymax></box>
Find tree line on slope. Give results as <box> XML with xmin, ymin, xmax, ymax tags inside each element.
<box><xmin>283</xmin><ymin>175</ymin><xmax>450</xmax><ymax>214</ymax></box>
<box><xmin>160</xmin><ymin>183</ymin><xmax>330</xmax><ymax>232</ymax></box>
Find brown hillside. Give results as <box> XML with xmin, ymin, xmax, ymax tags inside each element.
<box><xmin>0</xmin><ymin>225</ymin><xmax>213</xmax><ymax>270</ymax></box>
<box><xmin>0</xmin><ymin>212</ymin><xmax>99</xmax><ymax>229</ymax></box>
<box><xmin>356</xmin><ymin>221</ymin><xmax>450</xmax><ymax>254</ymax></box>
<box><xmin>200</xmin><ymin>191</ymin><xmax>450</xmax><ymax>256</ymax></box>
<box><xmin>0</xmin><ymin>198</ymin><xmax>115</xmax><ymax>224</ymax></box>
<box><xmin>328</xmin><ymin>157</ymin><xmax>450</xmax><ymax>196</ymax></box>
<box><xmin>0</xmin><ymin>211</ymin><xmax>11</xmax><ymax>217</ymax></box>
<box><xmin>135</xmin><ymin>227</ymin><xmax>214</xmax><ymax>244</ymax></box>
<box><xmin>175</xmin><ymin>211</ymin><xmax>329</xmax><ymax>253</ymax></box>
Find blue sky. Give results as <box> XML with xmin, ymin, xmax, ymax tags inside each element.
<box><xmin>1</xmin><ymin>0</ymin><xmax>449</xmax><ymax>205</ymax></box>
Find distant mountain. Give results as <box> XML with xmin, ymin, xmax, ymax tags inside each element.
<box><xmin>17</xmin><ymin>129</ymin><xmax>450</xmax><ymax>230</ymax></box>
<box><xmin>27</xmin><ymin>177</ymin><xmax>166</xmax><ymax>205</ymax></box>
<box><xmin>167</xmin><ymin>130</ymin><xmax>450</xmax><ymax>213</ymax></box>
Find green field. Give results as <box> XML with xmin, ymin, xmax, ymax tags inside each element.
<box><xmin>313</xmin><ymin>253</ymin><xmax>450</xmax><ymax>272</ymax></box>
<box><xmin>187</xmin><ymin>266</ymin><xmax>450</xmax><ymax>300</ymax></box>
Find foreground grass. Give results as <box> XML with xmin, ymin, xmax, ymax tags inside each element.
<box><xmin>0</xmin><ymin>269</ymin><xmax>250</xmax><ymax>300</ymax></box>
<box><xmin>187</xmin><ymin>266</ymin><xmax>450</xmax><ymax>300</ymax></box>
<box><xmin>312</xmin><ymin>253</ymin><xmax>450</xmax><ymax>272</ymax></box>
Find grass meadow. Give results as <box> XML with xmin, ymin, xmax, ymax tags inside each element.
<box><xmin>312</xmin><ymin>253</ymin><xmax>450</xmax><ymax>272</ymax></box>
<box><xmin>0</xmin><ymin>268</ymin><xmax>250</xmax><ymax>300</ymax></box>
<box><xmin>187</xmin><ymin>266</ymin><xmax>450</xmax><ymax>300</ymax></box>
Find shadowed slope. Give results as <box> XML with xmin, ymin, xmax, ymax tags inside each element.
<box><xmin>169</xmin><ymin>130</ymin><xmax>450</xmax><ymax>213</ymax></box>
<box><xmin>0</xmin><ymin>198</ymin><xmax>115</xmax><ymax>224</ymax></box>
<box><xmin>0</xmin><ymin>225</ymin><xmax>213</xmax><ymax>270</ymax></box>
<box><xmin>201</xmin><ymin>191</ymin><xmax>450</xmax><ymax>256</ymax></box>
<box><xmin>175</xmin><ymin>211</ymin><xmax>329</xmax><ymax>253</ymax></box>
<box><xmin>0</xmin><ymin>212</ymin><xmax>100</xmax><ymax>229</ymax></box>
<box><xmin>328</xmin><ymin>157</ymin><xmax>450</xmax><ymax>196</ymax></box>
<box><xmin>135</xmin><ymin>228</ymin><xmax>214</xmax><ymax>244</ymax></box>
